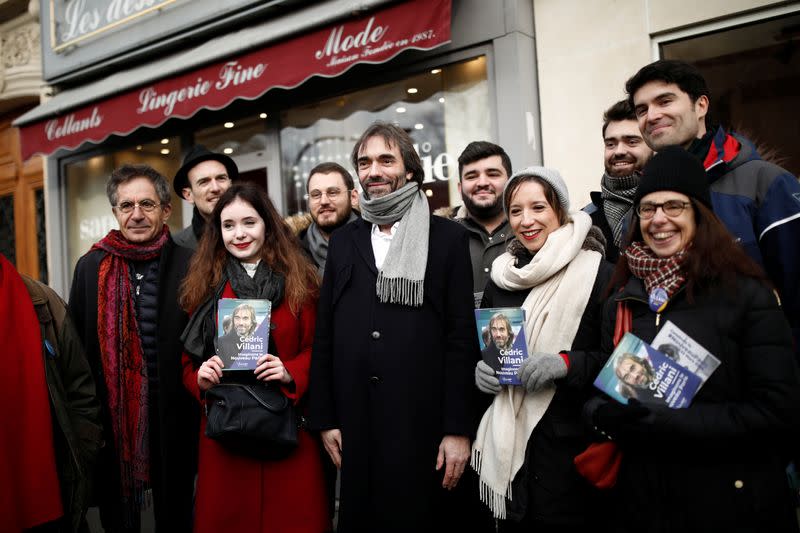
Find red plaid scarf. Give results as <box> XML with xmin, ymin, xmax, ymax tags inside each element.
<box><xmin>624</xmin><ymin>241</ymin><xmax>687</xmax><ymax>299</ymax></box>
<box><xmin>91</xmin><ymin>226</ymin><xmax>168</xmax><ymax>520</ymax></box>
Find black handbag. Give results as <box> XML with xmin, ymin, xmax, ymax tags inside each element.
<box><xmin>205</xmin><ymin>381</ymin><xmax>298</xmax><ymax>459</ymax></box>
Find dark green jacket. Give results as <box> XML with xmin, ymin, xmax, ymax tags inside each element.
<box><xmin>23</xmin><ymin>275</ymin><xmax>103</xmax><ymax>533</ymax></box>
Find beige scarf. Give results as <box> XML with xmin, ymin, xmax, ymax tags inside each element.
<box><xmin>471</xmin><ymin>211</ymin><xmax>601</xmax><ymax>518</ymax></box>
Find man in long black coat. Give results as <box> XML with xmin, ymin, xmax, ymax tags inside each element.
<box><xmin>309</xmin><ymin>122</ymin><xmax>482</xmax><ymax>532</ymax></box>
<box><xmin>68</xmin><ymin>164</ymin><xmax>197</xmax><ymax>533</ymax></box>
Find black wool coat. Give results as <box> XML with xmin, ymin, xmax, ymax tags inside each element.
<box><xmin>592</xmin><ymin>275</ymin><xmax>800</xmax><ymax>533</ymax></box>
<box><xmin>481</xmin><ymin>256</ymin><xmax>613</xmax><ymax>526</ymax></box>
<box><xmin>308</xmin><ymin>216</ymin><xmax>480</xmax><ymax>533</ymax></box>
<box><xmin>67</xmin><ymin>237</ymin><xmax>198</xmax><ymax>533</ymax></box>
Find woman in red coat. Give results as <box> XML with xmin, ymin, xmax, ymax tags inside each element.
<box><xmin>179</xmin><ymin>182</ymin><xmax>329</xmax><ymax>533</ymax></box>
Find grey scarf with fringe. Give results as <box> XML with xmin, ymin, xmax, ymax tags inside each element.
<box><xmin>359</xmin><ymin>182</ymin><xmax>429</xmax><ymax>307</ymax></box>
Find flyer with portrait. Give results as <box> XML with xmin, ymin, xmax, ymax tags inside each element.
<box><xmin>475</xmin><ymin>307</ymin><xmax>528</xmax><ymax>386</ymax></box>
<box><xmin>593</xmin><ymin>332</ymin><xmax>709</xmax><ymax>409</ymax></box>
<box><xmin>216</xmin><ymin>298</ymin><xmax>272</xmax><ymax>371</ymax></box>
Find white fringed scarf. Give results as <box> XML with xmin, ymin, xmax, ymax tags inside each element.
<box><xmin>471</xmin><ymin>211</ymin><xmax>601</xmax><ymax>518</ymax></box>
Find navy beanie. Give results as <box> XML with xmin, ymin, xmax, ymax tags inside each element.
<box><xmin>634</xmin><ymin>146</ymin><xmax>711</xmax><ymax>208</ymax></box>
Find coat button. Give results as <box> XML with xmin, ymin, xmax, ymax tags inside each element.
<box><xmin>734</xmin><ymin>480</ymin><xmax>744</xmax><ymax>489</ymax></box>
<box><xmin>369</xmin><ymin>376</ymin><xmax>381</xmax><ymax>384</ymax></box>
<box><xmin>371</xmin><ymin>331</ymin><xmax>380</xmax><ymax>339</ymax></box>
<box><xmin>484</xmin><ymin>267</ymin><xmax>489</xmax><ymax>272</ymax></box>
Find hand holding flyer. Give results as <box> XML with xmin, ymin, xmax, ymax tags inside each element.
<box><xmin>594</xmin><ymin>331</ymin><xmax>718</xmax><ymax>409</ymax></box>
<box><xmin>474</xmin><ymin>307</ymin><xmax>528</xmax><ymax>385</ymax></box>
<box><xmin>216</xmin><ymin>298</ymin><xmax>272</xmax><ymax>371</ymax></box>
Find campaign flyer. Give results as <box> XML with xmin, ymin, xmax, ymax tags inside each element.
<box><xmin>216</xmin><ymin>298</ymin><xmax>272</xmax><ymax>371</ymax></box>
<box><xmin>475</xmin><ymin>307</ymin><xmax>528</xmax><ymax>386</ymax></box>
<box><xmin>593</xmin><ymin>332</ymin><xmax>709</xmax><ymax>409</ymax></box>
<box><xmin>650</xmin><ymin>320</ymin><xmax>721</xmax><ymax>382</ymax></box>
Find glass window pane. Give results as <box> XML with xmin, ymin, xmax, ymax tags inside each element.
<box><xmin>35</xmin><ymin>188</ymin><xmax>48</xmax><ymax>283</ymax></box>
<box><xmin>280</xmin><ymin>56</ymin><xmax>491</xmax><ymax>215</ymax></box>
<box><xmin>0</xmin><ymin>194</ymin><xmax>15</xmax><ymax>264</ymax></box>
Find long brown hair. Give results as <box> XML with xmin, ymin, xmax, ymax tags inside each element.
<box><xmin>608</xmin><ymin>199</ymin><xmax>769</xmax><ymax>301</ymax></box>
<box><xmin>180</xmin><ymin>183</ymin><xmax>318</xmax><ymax>314</ymax></box>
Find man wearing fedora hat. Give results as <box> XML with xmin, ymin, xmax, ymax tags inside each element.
<box><xmin>172</xmin><ymin>145</ymin><xmax>239</xmax><ymax>249</ymax></box>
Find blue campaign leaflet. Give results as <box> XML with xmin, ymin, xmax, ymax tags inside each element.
<box><xmin>594</xmin><ymin>332</ymin><xmax>709</xmax><ymax>409</ymax></box>
<box><xmin>475</xmin><ymin>307</ymin><xmax>528</xmax><ymax>386</ymax></box>
<box><xmin>216</xmin><ymin>298</ymin><xmax>272</xmax><ymax>371</ymax></box>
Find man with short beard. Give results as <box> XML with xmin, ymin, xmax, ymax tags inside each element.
<box><xmin>439</xmin><ymin>141</ymin><xmax>512</xmax><ymax>304</ymax></box>
<box><xmin>298</xmin><ymin>162</ymin><xmax>359</xmax><ymax>277</ymax></box>
<box><xmin>584</xmin><ymin>100</ymin><xmax>653</xmax><ymax>262</ymax></box>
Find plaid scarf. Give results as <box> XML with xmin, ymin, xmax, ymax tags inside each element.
<box><xmin>624</xmin><ymin>241</ymin><xmax>687</xmax><ymax>299</ymax></box>
<box><xmin>600</xmin><ymin>172</ymin><xmax>639</xmax><ymax>247</ymax></box>
<box><xmin>92</xmin><ymin>226</ymin><xmax>169</xmax><ymax>525</ymax></box>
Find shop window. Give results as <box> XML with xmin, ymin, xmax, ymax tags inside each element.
<box><xmin>279</xmin><ymin>56</ymin><xmax>491</xmax><ymax>215</ymax></box>
<box><xmin>35</xmin><ymin>188</ymin><xmax>48</xmax><ymax>284</ymax></box>
<box><xmin>661</xmin><ymin>13</ymin><xmax>800</xmax><ymax>177</ymax></box>
<box><xmin>195</xmin><ymin>115</ymin><xmax>270</xmax><ymax>190</ymax></box>
<box><xmin>0</xmin><ymin>194</ymin><xmax>14</xmax><ymax>264</ymax></box>
<box><xmin>63</xmin><ymin>138</ymin><xmax>185</xmax><ymax>273</ymax></box>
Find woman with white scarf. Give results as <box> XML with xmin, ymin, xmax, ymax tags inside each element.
<box><xmin>472</xmin><ymin>167</ymin><xmax>613</xmax><ymax>532</ymax></box>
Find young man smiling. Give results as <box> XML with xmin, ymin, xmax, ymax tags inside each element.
<box><xmin>584</xmin><ymin>100</ymin><xmax>653</xmax><ymax>263</ymax></box>
<box><xmin>438</xmin><ymin>141</ymin><xmax>512</xmax><ymax>303</ymax></box>
<box><xmin>627</xmin><ymin>59</ymin><xmax>800</xmax><ymax>354</ymax></box>
<box><xmin>172</xmin><ymin>145</ymin><xmax>238</xmax><ymax>249</ymax></box>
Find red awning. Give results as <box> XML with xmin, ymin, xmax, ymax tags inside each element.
<box><xmin>19</xmin><ymin>0</ymin><xmax>451</xmax><ymax>160</ymax></box>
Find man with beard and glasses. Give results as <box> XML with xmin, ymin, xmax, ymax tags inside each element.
<box><xmin>309</xmin><ymin>122</ymin><xmax>486</xmax><ymax>532</ymax></box>
<box><xmin>437</xmin><ymin>141</ymin><xmax>512</xmax><ymax>305</ymax></box>
<box><xmin>297</xmin><ymin>162</ymin><xmax>359</xmax><ymax>277</ymax></box>
<box><xmin>584</xmin><ymin>99</ymin><xmax>653</xmax><ymax>263</ymax></box>
<box><xmin>172</xmin><ymin>145</ymin><xmax>238</xmax><ymax>250</ymax></box>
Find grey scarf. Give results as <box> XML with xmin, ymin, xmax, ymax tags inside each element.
<box><xmin>600</xmin><ymin>172</ymin><xmax>639</xmax><ymax>247</ymax></box>
<box><xmin>359</xmin><ymin>182</ymin><xmax>429</xmax><ymax>307</ymax></box>
<box><xmin>305</xmin><ymin>212</ymin><xmax>358</xmax><ymax>278</ymax></box>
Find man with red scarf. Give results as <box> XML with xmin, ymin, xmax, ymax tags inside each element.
<box><xmin>68</xmin><ymin>164</ymin><xmax>197</xmax><ymax>533</ymax></box>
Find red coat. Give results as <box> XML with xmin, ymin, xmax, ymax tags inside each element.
<box><xmin>182</xmin><ymin>283</ymin><xmax>329</xmax><ymax>533</ymax></box>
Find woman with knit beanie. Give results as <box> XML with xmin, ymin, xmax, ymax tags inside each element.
<box><xmin>472</xmin><ymin>166</ymin><xmax>613</xmax><ymax>532</ymax></box>
<box><xmin>584</xmin><ymin>146</ymin><xmax>800</xmax><ymax>532</ymax></box>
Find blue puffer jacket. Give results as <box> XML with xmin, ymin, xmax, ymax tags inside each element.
<box><xmin>703</xmin><ymin>127</ymin><xmax>800</xmax><ymax>354</ymax></box>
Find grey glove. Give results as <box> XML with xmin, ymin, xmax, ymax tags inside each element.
<box><xmin>475</xmin><ymin>360</ymin><xmax>501</xmax><ymax>395</ymax></box>
<box><xmin>518</xmin><ymin>352</ymin><xmax>567</xmax><ymax>393</ymax></box>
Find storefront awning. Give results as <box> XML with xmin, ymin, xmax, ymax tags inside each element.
<box><xmin>16</xmin><ymin>0</ymin><xmax>451</xmax><ymax>161</ymax></box>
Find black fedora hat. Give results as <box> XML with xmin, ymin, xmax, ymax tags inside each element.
<box><xmin>173</xmin><ymin>145</ymin><xmax>239</xmax><ymax>196</ymax></box>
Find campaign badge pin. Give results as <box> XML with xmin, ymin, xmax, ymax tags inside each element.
<box><xmin>649</xmin><ymin>287</ymin><xmax>668</xmax><ymax>312</ymax></box>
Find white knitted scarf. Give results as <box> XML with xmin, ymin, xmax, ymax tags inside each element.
<box><xmin>471</xmin><ymin>211</ymin><xmax>601</xmax><ymax>518</ymax></box>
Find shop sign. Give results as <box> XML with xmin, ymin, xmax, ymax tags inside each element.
<box><xmin>51</xmin><ymin>0</ymin><xmax>180</xmax><ymax>51</ymax></box>
<box><xmin>21</xmin><ymin>0</ymin><xmax>451</xmax><ymax>160</ymax></box>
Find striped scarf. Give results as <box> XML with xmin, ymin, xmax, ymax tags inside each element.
<box><xmin>600</xmin><ymin>172</ymin><xmax>639</xmax><ymax>247</ymax></box>
<box><xmin>92</xmin><ymin>226</ymin><xmax>169</xmax><ymax>526</ymax></box>
<box><xmin>624</xmin><ymin>241</ymin><xmax>687</xmax><ymax>299</ymax></box>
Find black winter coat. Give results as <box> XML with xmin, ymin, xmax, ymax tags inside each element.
<box><xmin>593</xmin><ymin>275</ymin><xmax>800</xmax><ymax>533</ymax></box>
<box><xmin>308</xmin><ymin>216</ymin><xmax>480</xmax><ymax>532</ymax></box>
<box><xmin>481</xmin><ymin>256</ymin><xmax>613</xmax><ymax>526</ymax></box>
<box><xmin>67</xmin><ymin>237</ymin><xmax>198</xmax><ymax>533</ymax></box>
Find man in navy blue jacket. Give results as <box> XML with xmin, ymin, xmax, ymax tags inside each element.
<box><xmin>627</xmin><ymin>59</ymin><xmax>800</xmax><ymax>354</ymax></box>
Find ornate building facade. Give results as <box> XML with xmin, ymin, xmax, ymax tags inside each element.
<box><xmin>0</xmin><ymin>0</ymin><xmax>46</xmax><ymax>281</ymax></box>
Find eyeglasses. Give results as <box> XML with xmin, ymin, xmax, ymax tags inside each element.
<box><xmin>636</xmin><ymin>200</ymin><xmax>691</xmax><ymax>219</ymax></box>
<box><xmin>113</xmin><ymin>200</ymin><xmax>162</xmax><ymax>214</ymax></box>
<box><xmin>308</xmin><ymin>188</ymin><xmax>348</xmax><ymax>202</ymax></box>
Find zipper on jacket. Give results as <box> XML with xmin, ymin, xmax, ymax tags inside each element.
<box><xmin>655</xmin><ymin>313</ymin><xmax>661</xmax><ymax>327</ymax></box>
